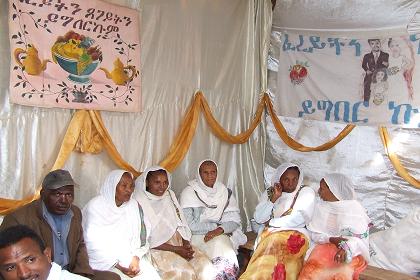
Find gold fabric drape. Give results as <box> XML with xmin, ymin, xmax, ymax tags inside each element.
<box><xmin>264</xmin><ymin>98</ymin><xmax>355</xmax><ymax>152</ymax></box>
<box><xmin>379</xmin><ymin>127</ymin><xmax>420</xmax><ymax>188</ymax></box>
<box><xmin>0</xmin><ymin>92</ymin><xmax>355</xmax><ymax>214</ymax></box>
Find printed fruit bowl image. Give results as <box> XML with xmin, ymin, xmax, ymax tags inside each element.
<box><xmin>51</xmin><ymin>31</ymin><xmax>103</xmax><ymax>84</ymax></box>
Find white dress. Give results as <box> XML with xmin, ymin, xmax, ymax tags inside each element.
<box><xmin>387</xmin><ymin>55</ymin><xmax>409</xmax><ymax>104</ymax></box>
<box><xmin>47</xmin><ymin>262</ymin><xmax>90</xmax><ymax>280</ymax></box>
<box><xmin>82</xmin><ymin>170</ymin><xmax>161</xmax><ymax>280</ymax></box>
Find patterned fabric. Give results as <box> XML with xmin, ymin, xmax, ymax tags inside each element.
<box><xmin>150</xmin><ymin>232</ymin><xmax>215</xmax><ymax>280</ymax></box>
<box><xmin>298</xmin><ymin>244</ymin><xmax>367</xmax><ymax>280</ymax></box>
<box><xmin>212</xmin><ymin>256</ymin><xmax>239</xmax><ymax>280</ymax></box>
<box><xmin>240</xmin><ymin>230</ymin><xmax>308</xmax><ymax>280</ymax></box>
<box><xmin>191</xmin><ymin>234</ymin><xmax>239</xmax><ymax>280</ymax></box>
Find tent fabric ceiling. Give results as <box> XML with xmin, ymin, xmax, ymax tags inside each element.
<box><xmin>273</xmin><ymin>0</ymin><xmax>420</xmax><ymax>33</ymax></box>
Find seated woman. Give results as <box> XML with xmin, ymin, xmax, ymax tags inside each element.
<box><xmin>180</xmin><ymin>160</ymin><xmax>246</xmax><ymax>280</ymax></box>
<box><xmin>134</xmin><ymin>166</ymin><xmax>215</xmax><ymax>280</ymax></box>
<box><xmin>82</xmin><ymin>170</ymin><xmax>161</xmax><ymax>280</ymax></box>
<box><xmin>299</xmin><ymin>173</ymin><xmax>370</xmax><ymax>280</ymax></box>
<box><xmin>240</xmin><ymin>163</ymin><xmax>316</xmax><ymax>280</ymax></box>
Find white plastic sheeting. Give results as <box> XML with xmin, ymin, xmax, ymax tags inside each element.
<box><xmin>267</xmin><ymin>0</ymin><xmax>420</xmax><ymax>230</ymax></box>
<box><xmin>273</xmin><ymin>0</ymin><xmax>420</xmax><ymax>35</ymax></box>
<box><xmin>0</xmin><ymin>0</ymin><xmax>272</xmax><ymax>227</ymax></box>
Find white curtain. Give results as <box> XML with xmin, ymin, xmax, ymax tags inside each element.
<box><xmin>0</xmin><ymin>0</ymin><xmax>272</xmax><ymax>229</ymax></box>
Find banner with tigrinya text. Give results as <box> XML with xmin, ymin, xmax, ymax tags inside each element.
<box><xmin>9</xmin><ymin>0</ymin><xmax>141</xmax><ymax>112</ymax></box>
<box><xmin>275</xmin><ymin>31</ymin><xmax>420</xmax><ymax>127</ymax></box>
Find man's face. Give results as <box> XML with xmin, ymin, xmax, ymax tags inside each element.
<box><xmin>199</xmin><ymin>162</ymin><xmax>217</xmax><ymax>188</ymax></box>
<box><xmin>41</xmin><ymin>185</ymin><xmax>74</xmax><ymax>215</ymax></box>
<box><xmin>369</xmin><ymin>40</ymin><xmax>381</xmax><ymax>52</ymax></box>
<box><xmin>0</xmin><ymin>238</ymin><xmax>51</xmax><ymax>280</ymax></box>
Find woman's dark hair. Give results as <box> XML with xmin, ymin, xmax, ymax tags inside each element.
<box><xmin>145</xmin><ymin>169</ymin><xmax>167</xmax><ymax>191</ymax></box>
<box><xmin>372</xmin><ymin>68</ymin><xmax>388</xmax><ymax>83</ymax></box>
<box><xmin>368</xmin><ymin>38</ymin><xmax>380</xmax><ymax>44</ymax></box>
<box><xmin>0</xmin><ymin>225</ymin><xmax>46</xmax><ymax>251</ymax></box>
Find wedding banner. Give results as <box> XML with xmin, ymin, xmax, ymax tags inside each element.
<box><xmin>274</xmin><ymin>31</ymin><xmax>420</xmax><ymax>127</ymax></box>
<box><xmin>8</xmin><ymin>0</ymin><xmax>141</xmax><ymax>112</ymax></box>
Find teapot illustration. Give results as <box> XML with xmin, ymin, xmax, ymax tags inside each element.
<box><xmin>99</xmin><ymin>58</ymin><xmax>136</xmax><ymax>85</ymax></box>
<box><xmin>14</xmin><ymin>44</ymin><xmax>50</xmax><ymax>75</ymax></box>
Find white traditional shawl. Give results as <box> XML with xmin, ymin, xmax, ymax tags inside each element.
<box><xmin>180</xmin><ymin>159</ymin><xmax>246</xmax><ymax>250</ymax></box>
<box><xmin>134</xmin><ymin>166</ymin><xmax>191</xmax><ymax>248</ymax></box>
<box><xmin>308</xmin><ymin>173</ymin><xmax>370</xmax><ymax>259</ymax></box>
<box><xmin>82</xmin><ymin>170</ymin><xmax>149</xmax><ymax>270</ymax></box>
<box><xmin>269</xmin><ymin>162</ymin><xmax>304</xmax><ymax>218</ymax></box>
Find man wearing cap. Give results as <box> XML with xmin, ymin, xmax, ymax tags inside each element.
<box><xmin>0</xmin><ymin>169</ymin><xmax>120</xmax><ymax>280</ymax></box>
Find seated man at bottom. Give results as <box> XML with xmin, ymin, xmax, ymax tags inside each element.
<box><xmin>0</xmin><ymin>224</ymin><xmax>89</xmax><ymax>280</ymax></box>
<box><xmin>0</xmin><ymin>169</ymin><xmax>120</xmax><ymax>280</ymax></box>
<box><xmin>299</xmin><ymin>173</ymin><xmax>370</xmax><ymax>280</ymax></box>
<box><xmin>241</xmin><ymin>163</ymin><xmax>316</xmax><ymax>280</ymax></box>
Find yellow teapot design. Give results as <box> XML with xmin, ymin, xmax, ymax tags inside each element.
<box><xmin>99</xmin><ymin>58</ymin><xmax>136</xmax><ymax>85</ymax></box>
<box><xmin>14</xmin><ymin>44</ymin><xmax>50</xmax><ymax>75</ymax></box>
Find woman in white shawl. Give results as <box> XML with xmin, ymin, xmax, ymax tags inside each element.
<box><xmin>82</xmin><ymin>170</ymin><xmax>161</xmax><ymax>280</ymax></box>
<box><xmin>180</xmin><ymin>160</ymin><xmax>246</xmax><ymax>280</ymax></box>
<box><xmin>134</xmin><ymin>166</ymin><xmax>215</xmax><ymax>280</ymax></box>
<box><xmin>241</xmin><ymin>163</ymin><xmax>316</xmax><ymax>280</ymax></box>
<box><xmin>299</xmin><ymin>173</ymin><xmax>370</xmax><ymax>280</ymax></box>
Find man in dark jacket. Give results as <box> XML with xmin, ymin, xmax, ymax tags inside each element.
<box><xmin>362</xmin><ymin>38</ymin><xmax>389</xmax><ymax>102</ymax></box>
<box><xmin>0</xmin><ymin>169</ymin><xmax>120</xmax><ymax>280</ymax></box>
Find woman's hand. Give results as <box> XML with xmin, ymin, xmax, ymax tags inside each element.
<box><xmin>329</xmin><ymin>236</ymin><xmax>348</xmax><ymax>248</ymax></box>
<box><xmin>204</xmin><ymin>227</ymin><xmax>224</xmax><ymax>242</ymax></box>
<box><xmin>116</xmin><ymin>256</ymin><xmax>140</xmax><ymax>278</ymax></box>
<box><xmin>175</xmin><ymin>244</ymin><xmax>195</xmax><ymax>261</ymax></box>
<box><xmin>128</xmin><ymin>256</ymin><xmax>140</xmax><ymax>276</ymax></box>
<box><xmin>334</xmin><ymin>248</ymin><xmax>347</xmax><ymax>263</ymax></box>
<box><xmin>270</xmin><ymin>183</ymin><xmax>282</xmax><ymax>203</ymax></box>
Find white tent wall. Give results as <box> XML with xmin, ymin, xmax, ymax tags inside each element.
<box><xmin>266</xmin><ymin>0</ymin><xmax>420</xmax><ymax>231</ymax></box>
<box><xmin>0</xmin><ymin>0</ymin><xmax>272</xmax><ymax>228</ymax></box>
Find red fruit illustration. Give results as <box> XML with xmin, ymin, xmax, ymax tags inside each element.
<box><xmin>288</xmin><ymin>61</ymin><xmax>309</xmax><ymax>85</ymax></box>
<box><xmin>298</xmin><ymin>66</ymin><xmax>307</xmax><ymax>78</ymax></box>
<box><xmin>289</xmin><ymin>70</ymin><xmax>299</xmax><ymax>80</ymax></box>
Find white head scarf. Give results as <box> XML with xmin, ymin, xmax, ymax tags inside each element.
<box><xmin>82</xmin><ymin>170</ymin><xmax>148</xmax><ymax>270</ymax></box>
<box><xmin>269</xmin><ymin>162</ymin><xmax>304</xmax><ymax>217</ymax></box>
<box><xmin>308</xmin><ymin>173</ymin><xmax>370</xmax><ymax>259</ymax></box>
<box><xmin>270</xmin><ymin>162</ymin><xmax>304</xmax><ymax>190</ymax></box>
<box><xmin>323</xmin><ymin>173</ymin><xmax>356</xmax><ymax>201</ymax></box>
<box><xmin>134</xmin><ymin>166</ymin><xmax>191</xmax><ymax>248</ymax></box>
<box><xmin>180</xmin><ymin>159</ymin><xmax>230</xmax><ymax>221</ymax></box>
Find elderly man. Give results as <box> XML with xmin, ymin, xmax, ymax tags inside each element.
<box><xmin>0</xmin><ymin>169</ymin><xmax>120</xmax><ymax>280</ymax></box>
<box><xmin>0</xmin><ymin>225</ymin><xmax>89</xmax><ymax>280</ymax></box>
